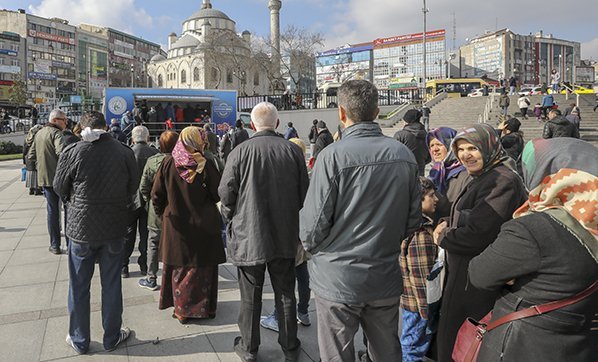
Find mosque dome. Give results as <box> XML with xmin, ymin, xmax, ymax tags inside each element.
<box><xmin>150</xmin><ymin>53</ymin><xmax>166</xmax><ymax>62</ymax></box>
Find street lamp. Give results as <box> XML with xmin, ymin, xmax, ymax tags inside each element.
<box><xmin>421</xmin><ymin>0</ymin><xmax>429</xmax><ymax>100</ymax></box>
<box><xmin>130</xmin><ymin>64</ymin><xmax>135</xmax><ymax>88</ymax></box>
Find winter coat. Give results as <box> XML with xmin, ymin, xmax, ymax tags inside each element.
<box><xmin>312</xmin><ymin>129</ymin><xmax>334</xmax><ymax>160</ymax></box>
<box><xmin>300</xmin><ymin>122</ymin><xmax>421</xmax><ymax>304</ymax></box>
<box><xmin>308</xmin><ymin>125</ymin><xmax>318</xmax><ymax>143</ymax></box>
<box><xmin>284</xmin><ymin>127</ymin><xmax>299</xmax><ymax>140</ymax></box>
<box><xmin>517</xmin><ymin>96</ymin><xmax>530</xmax><ymax>109</ymax></box>
<box><xmin>220</xmin><ymin>131</ymin><xmax>232</xmax><ymax>162</ymax></box>
<box><xmin>206</xmin><ymin>130</ymin><xmax>219</xmax><ymax>155</ymax></box>
<box><xmin>394</xmin><ymin>121</ymin><xmax>431</xmax><ymax>176</ymax></box>
<box><xmin>27</xmin><ymin>123</ymin><xmax>65</xmax><ymax>187</ymax></box>
<box><xmin>152</xmin><ymin>156</ymin><xmax>225</xmax><ymax>267</ymax></box>
<box><xmin>542</xmin><ymin>116</ymin><xmax>580</xmax><ymax>139</ymax></box>
<box><xmin>231</xmin><ymin>127</ymin><xmax>249</xmax><ymax>149</ymax></box>
<box><xmin>131</xmin><ymin>142</ymin><xmax>159</xmax><ymax>209</ymax></box>
<box><xmin>469</xmin><ymin>213</ymin><xmax>598</xmax><ymax>362</ymax></box>
<box><xmin>541</xmin><ymin>94</ymin><xmax>554</xmax><ymax>107</ymax></box>
<box><xmin>219</xmin><ymin>130</ymin><xmax>309</xmax><ymax>266</ymax></box>
<box><xmin>23</xmin><ymin>125</ymin><xmax>43</xmax><ymax>171</ymax></box>
<box><xmin>501</xmin><ymin>132</ymin><xmax>524</xmax><ymax>162</ymax></box>
<box><xmin>53</xmin><ymin>133</ymin><xmax>138</xmax><ymax>245</ymax></box>
<box><xmin>62</xmin><ymin>130</ymin><xmax>80</xmax><ymax>146</ymax></box>
<box><xmin>139</xmin><ymin>153</ymin><xmax>167</xmax><ymax>230</ymax></box>
<box><xmin>499</xmin><ymin>95</ymin><xmax>510</xmax><ymax>108</ymax></box>
<box><xmin>109</xmin><ymin>125</ymin><xmax>127</xmax><ymax>143</ymax></box>
<box><xmin>436</xmin><ymin>164</ymin><xmax>527</xmax><ymax>362</ymax></box>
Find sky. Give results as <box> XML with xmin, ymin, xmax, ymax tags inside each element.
<box><xmin>2</xmin><ymin>0</ymin><xmax>598</xmax><ymax>59</ymax></box>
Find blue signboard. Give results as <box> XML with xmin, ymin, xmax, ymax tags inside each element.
<box><xmin>70</xmin><ymin>95</ymin><xmax>82</xmax><ymax>104</ymax></box>
<box><xmin>0</xmin><ymin>49</ymin><xmax>17</xmax><ymax>56</ymax></box>
<box><xmin>103</xmin><ymin>87</ymin><xmax>237</xmax><ymax>135</ymax></box>
<box><xmin>28</xmin><ymin>71</ymin><xmax>57</xmax><ymax>80</ymax></box>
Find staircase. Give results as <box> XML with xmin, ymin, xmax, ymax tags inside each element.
<box><xmin>383</xmin><ymin>93</ymin><xmax>598</xmax><ymax>147</ymax></box>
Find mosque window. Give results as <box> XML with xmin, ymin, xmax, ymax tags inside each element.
<box><xmin>211</xmin><ymin>67</ymin><xmax>218</xmax><ymax>82</ymax></box>
<box><xmin>254</xmin><ymin>71</ymin><xmax>260</xmax><ymax>86</ymax></box>
<box><xmin>181</xmin><ymin>69</ymin><xmax>187</xmax><ymax>84</ymax></box>
<box><xmin>158</xmin><ymin>74</ymin><xmax>163</xmax><ymax>87</ymax></box>
<box><xmin>193</xmin><ymin>67</ymin><xmax>200</xmax><ymax>82</ymax></box>
<box><xmin>226</xmin><ymin>69</ymin><xmax>233</xmax><ymax>83</ymax></box>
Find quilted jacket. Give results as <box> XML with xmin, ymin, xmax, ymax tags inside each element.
<box><xmin>53</xmin><ymin>133</ymin><xmax>138</xmax><ymax>245</ymax></box>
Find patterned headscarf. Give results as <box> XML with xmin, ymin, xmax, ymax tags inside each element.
<box><xmin>514</xmin><ymin>138</ymin><xmax>597</xmax><ymax>262</ymax></box>
<box><xmin>451</xmin><ymin>123</ymin><xmax>515</xmax><ymax>176</ymax></box>
<box><xmin>171</xmin><ymin>126</ymin><xmax>207</xmax><ymax>183</ymax></box>
<box><xmin>426</xmin><ymin>127</ymin><xmax>465</xmax><ymax>194</ymax></box>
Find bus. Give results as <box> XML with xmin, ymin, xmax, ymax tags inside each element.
<box><xmin>425</xmin><ymin>78</ymin><xmax>492</xmax><ymax>99</ymax></box>
<box><xmin>103</xmin><ymin>87</ymin><xmax>237</xmax><ymax>136</ymax></box>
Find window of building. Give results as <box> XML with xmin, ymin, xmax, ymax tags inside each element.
<box><xmin>226</xmin><ymin>69</ymin><xmax>233</xmax><ymax>83</ymax></box>
<box><xmin>158</xmin><ymin>74</ymin><xmax>163</xmax><ymax>87</ymax></box>
<box><xmin>211</xmin><ymin>67</ymin><xmax>218</xmax><ymax>82</ymax></box>
<box><xmin>181</xmin><ymin>69</ymin><xmax>186</xmax><ymax>83</ymax></box>
<box><xmin>254</xmin><ymin>71</ymin><xmax>260</xmax><ymax>86</ymax></box>
<box><xmin>193</xmin><ymin>67</ymin><xmax>200</xmax><ymax>82</ymax></box>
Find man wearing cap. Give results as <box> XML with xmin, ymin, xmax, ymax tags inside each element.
<box><xmin>312</xmin><ymin>120</ymin><xmax>334</xmax><ymax>162</ymax></box>
<box><xmin>393</xmin><ymin>109</ymin><xmax>430</xmax><ymax>176</ymax></box>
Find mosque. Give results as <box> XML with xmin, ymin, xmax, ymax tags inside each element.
<box><xmin>147</xmin><ymin>0</ymin><xmax>282</xmax><ymax>96</ymax></box>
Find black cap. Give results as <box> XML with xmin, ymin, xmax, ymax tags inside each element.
<box><xmin>317</xmin><ymin>120</ymin><xmax>327</xmax><ymax>128</ymax></box>
<box><xmin>403</xmin><ymin>109</ymin><xmax>422</xmax><ymax>124</ymax></box>
<box><xmin>504</xmin><ymin>118</ymin><xmax>521</xmax><ymax>132</ymax></box>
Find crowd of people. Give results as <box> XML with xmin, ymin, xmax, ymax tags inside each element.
<box><xmin>22</xmin><ymin>79</ymin><xmax>596</xmax><ymax>362</ymax></box>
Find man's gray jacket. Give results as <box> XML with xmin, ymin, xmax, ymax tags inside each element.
<box><xmin>218</xmin><ymin>130</ymin><xmax>309</xmax><ymax>266</ymax></box>
<box><xmin>53</xmin><ymin>133</ymin><xmax>138</xmax><ymax>245</ymax></box>
<box><xmin>300</xmin><ymin>122</ymin><xmax>421</xmax><ymax>304</ymax></box>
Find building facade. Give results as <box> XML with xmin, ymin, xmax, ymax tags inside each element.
<box><xmin>147</xmin><ymin>0</ymin><xmax>271</xmax><ymax>96</ymax></box>
<box><xmin>0</xmin><ymin>30</ymin><xmax>26</xmax><ymax>104</ymax></box>
<box><xmin>76</xmin><ymin>26</ymin><xmax>109</xmax><ymax>106</ymax></box>
<box><xmin>459</xmin><ymin>29</ymin><xmax>581</xmax><ymax>85</ymax></box>
<box><xmin>315</xmin><ymin>43</ymin><xmax>373</xmax><ymax>88</ymax></box>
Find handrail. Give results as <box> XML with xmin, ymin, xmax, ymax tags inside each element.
<box><xmin>478</xmin><ymin>86</ymin><xmax>496</xmax><ymax>123</ymax></box>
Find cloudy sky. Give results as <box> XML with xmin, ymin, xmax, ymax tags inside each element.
<box><xmin>3</xmin><ymin>0</ymin><xmax>598</xmax><ymax>59</ymax></box>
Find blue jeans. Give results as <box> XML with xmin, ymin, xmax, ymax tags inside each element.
<box><xmin>68</xmin><ymin>240</ymin><xmax>124</xmax><ymax>351</ymax></box>
<box><xmin>400</xmin><ymin>308</ymin><xmax>432</xmax><ymax>362</ymax></box>
<box><xmin>43</xmin><ymin>187</ymin><xmax>61</xmax><ymax>249</ymax></box>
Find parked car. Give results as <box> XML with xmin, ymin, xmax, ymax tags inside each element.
<box><xmin>237</xmin><ymin>111</ymin><xmax>255</xmax><ymax>137</ymax></box>
<box><xmin>518</xmin><ymin>86</ymin><xmax>543</xmax><ymax>96</ymax></box>
<box><xmin>554</xmin><ymin>85</ymin><xmax>595</xmax><ymax>94</ymax></box>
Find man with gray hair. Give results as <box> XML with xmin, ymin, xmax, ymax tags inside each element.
<box><xmin>28</xmin><ymin>109</ymin><xmax>68</xmax><ymax>254</ymax></box>
<box><xmin>122</xmin><ymin>125</ymin><xmax>159</xmax><ymax>278</ymax></box>
<box><xmin>219</xmin><ymin>102</ymin><xmax>309</xmax><ymax>362</ymax></box>
<box><xmin>54</xmin><ymin>111</ymin><xmax>137</xmax><ymax>354</ymax></box>
<box><xmin>300</xmin><ymin>80</ymin><xmax>421</xmax><ymax>361</ymax></box>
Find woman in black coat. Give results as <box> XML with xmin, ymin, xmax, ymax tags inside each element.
<box><xmin>433</xmin><ymin>123</ymin><xmax>527</xmax><ymax>362</ymax></box>
<box><xmin>469</xmin><ymin>138</ymin><xmax>598</xmax><ymax>362</ymax></box>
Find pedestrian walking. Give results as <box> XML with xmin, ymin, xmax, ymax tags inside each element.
<box><xmin>54</xmin><ymin>111</ymin><xmax>137</xmax><ymax>354</ymax></box>
<box><xmin>219</xmin><ymin>102</ymin><xmax>308</xmax><ymax>362</ymax></box>
<box><xmin>284</xmin><ymin>122</ymin><xmax>299</xmax><ymax>140</ymax></box>
<box><xmin>308</xmin><ymin>119</ymin><xmax>318</xmax><ymax>155</ymax></box>
<box><xmin>300</xmin><ymin>80</ymin><xmax>421</xmax><ymax>362</ymax></box>
<box><xmin>469</xmin><ymin>138</ymin><xmax>598</xmax><ymax>362</ymax></box>
<box><xmin>394</xmin><ymin>109</ymin><xmax>431</xmax><ymax>176</ymax></box>
<box><xmin>138</xmin><ymin>130</ymin><xmax>179</xmax><ymax>291</ymax></box>
<box><xmin>152</xmin><ymin>126</ymin><xmax>226</xmax><ymax>324</ymax></box>
<box><xmin>311</xmin><ymin>120</ymin><xmax>333</xmax><ymax>163</ymax></box>
<box><xmin>499</xmin><ymin>92</ymin><xmax>510</xmax><ymax>117</ymax></box>
<box><xmin>517</xmin><ymin>94</ymin><xmax>530</xmax><ymax>119</ymax></box>
<box><xmin>541</xmin><ymin>93</ymin><xmax>554</xmax><ymax>120</ymax></box>
<box><xmin>27</xmin><ymin>109</ymin><xmax>68</xmax><ymax>254</ymax></box>
<box><xmin>432</xmin><ymin>123</ymin><xmax>527</xmax><ymax>362</ymax></box>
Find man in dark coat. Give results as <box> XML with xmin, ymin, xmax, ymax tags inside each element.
<box><xmin>109</xmin><ymin>119</ymin><xmax>127</xmax><ymax>143</ymax></box>
<box><xmin>230</xmin><ymin>119</ymin><xmax>249</xmax><ymax>150</ymax></box>
<box><xmin>121</xmin><ymin>126</ymin><xmax>159</xmax><ymax>278</ymax></box>
<box><xmin>394</xmin><ymin>109</ymin><xmax>431</xmax><ymax>176</ymax></box>
<box><xmin>218</xmin><ymin>102</ymin><xmax>309</xmax><ymax>362</ymax></box>
<box><xmin>308</xmin><ymin>119</ymin><xmax>318</xmax><ymax>154</ymax></box>
<box><xmin>203</xmin><ymin>123</ymin><xmax>220</xmax><ymax>155</ymax></box>
<box><xmin>312</xmin><ymin>120</ymin><xmax>334</xmax><ymax>161</ymax></box>
<box><xmin>543</xmin><ymin>109</ymin><xmax>580</xmax><ymax>139</ymax></box>
<box><xmin>53</xmin><ymin>111</ymin><xmax>137</xmax><ymax>354</ymax></box>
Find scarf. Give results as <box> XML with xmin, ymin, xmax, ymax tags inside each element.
<box><xmin>426</xmin><ymin>127</ymin><xmax>465</xmax><ymax>194</ymax></box>
<box><xmin>171</xmin><ymin>126</ymin><xmax>207</xmax><ymax>184</ymax></box>
<box><xmin>514</xmin><ymin>138</ymin><xmax>598</xmax><ymax>262</ymax></box>
<box><xmin>451</xmin><ymin>123</ymin><xmax>516</xmax><ymax>176</ymax></box>
<box><xmin>81</xmin><ymin>127</ymin><xmax>106</xmax><ymax>142</ymax></box>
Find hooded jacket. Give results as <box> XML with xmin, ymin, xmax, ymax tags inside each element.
<box><xmin>394</xmin><ymin>121</ymin><xmax>431</xmax><ymax>175</ymax></box>
<box><xmin>542</xmin><ymin>116</ymin><xmax>580</xmax><ymax>139</ymax></box>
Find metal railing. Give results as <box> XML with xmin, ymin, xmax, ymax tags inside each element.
<box><xmin>0</xmin><ymin>117</ymin><xmax>34</xmax><ymax>134</ymax></box>
<box><xmin>478</xmin><ymin>86</ymin><xmax>497</xmax><ymax>123</ymax></box>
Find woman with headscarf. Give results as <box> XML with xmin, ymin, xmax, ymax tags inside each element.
<box><xmin>432</xmin><ymin>123</ymin><xmax>527</xmax><ymax>362</ymax></box>
<box><xmin>468</xmin><ymin>138</ymin><xmax>597</xmax><ymax>362</ymax></box>
<box><xmin>426</xmin><ymin>127</ymin><xmax>471</xmax><ymax>219</ymax></box>
<box><xmin>151</xmin><ymin>126</ymin><xmax>226</xmax><ymax>324</ymax></box>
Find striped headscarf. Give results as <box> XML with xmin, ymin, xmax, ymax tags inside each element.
<box><xmin>171</xmin><ymin>126</ymin><xmax>207</xmax><ymax>183</ymax></box>
<box><xmin>514</xmin><ymin>138</ymin><xmax>598</xmax><ymax>262</ymax></box>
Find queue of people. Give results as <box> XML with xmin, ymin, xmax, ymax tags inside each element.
<box><xmin>22</xmin><ymin>78</ymin><xmax>596</xmax><ymax>362</ymax></box>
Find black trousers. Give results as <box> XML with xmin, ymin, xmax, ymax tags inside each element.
<box><xmin>122</xmin><ymin>208</ymin><xmax>149</xmax><ymax>271</ymax></box>
<box><xmin>235</xmin><ymin>258</ymin><xmax>301</xmax><ymax>360</ymax></box>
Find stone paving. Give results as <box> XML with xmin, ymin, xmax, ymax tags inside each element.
<box><xmin>0</xmin><ymin>158</ymin><xmax>368</xmax><ymax>361</ymax></box>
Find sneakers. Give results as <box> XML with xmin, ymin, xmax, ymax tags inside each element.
<box><xmin>49</xmin><ymin>246</ymin><xmax>61</xmax><ymax>255</ymax></box>
<box><xmin>260</xmin><ymin>313</ymin><xmax>279</xmax><ymax>332</ymax></box>
<box><xmin>297</xmin><ymin>312</ymin><xmax>311</xmax><ymax>326</ymax></box>
<box><xmin>66</xmin><ymin>334</ymin><xmax>87</xmax><ymax>355</ymax></box>
<box><xmin>105</xmin><ymin>327</ymin><xmax>131</xmax><ymax>352</ymax></box>
<box><xmin>138</xmin><ymin>277</ymin><xmax>159</xmax><ymax>291</ymax></box>
<box><xmin>121</xmin><ymin>266</ymin><xmax>129</xmax><ymax>278</ymax></box>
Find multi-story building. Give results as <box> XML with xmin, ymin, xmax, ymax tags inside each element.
<box><xmin>459</xmin><ymin>29</ymin><xmax>581</xmax><ymax>85</ymax></box>
<box><xmin>315</xmin><ymin>43</ymin><xmax>373</xmax><ymax>88</ymax></box>
<box><xmin>0</xmin><ymin>30</ymin><xmax>26</xmax><ymax>105</ymax></box>
<box><xmin>76</xmin><ymin>25</ymin><xmax>109</xmax><ymax>106</ymax></box>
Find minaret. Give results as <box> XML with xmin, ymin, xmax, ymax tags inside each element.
<box><xmin>268</xmin><ymin>0</ymin><xmax>282</xmax><ymax>82</ymax></box>
<box><xmin>202</xmin><ymin>0</ymin><xmax>212</xmax><ymax>9</ymax></box>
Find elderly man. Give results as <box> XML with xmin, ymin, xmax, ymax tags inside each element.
<box><xmin>219</xmin><ymin>102</ymin><xmax>309</xmax><ymax>362</ymax></box>
<box><xmin>54</xmin><ymin>111</ymin><xmax>137</xmax><ymax>354</ymax></box>
<box><xmin>28</xmin><ymin>109</ymin><xmax>68</xmax><ymax>254</ymax></box>
<box><xmin>122</xmin><ymin>126</ymin><xmax>159</xmax><ymax>278</ymax></box>
<box><xmin>300</xmin><ymin>80</ymin><xmax>421</xmax><ymax>361</ymax></box>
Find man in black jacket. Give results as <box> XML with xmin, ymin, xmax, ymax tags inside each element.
<box><xmin>54</xmin><ymin>111</ymin><xmax>137</xmax><ymax>355</ymax></box>
<box><xmin>543</xmin><ymin>109</ymin><xmax>580</xmax><ymax>139</ymax></box>
<box><xmin>231</xmin><ymin>119</ymin><xmax>249</xmax><ymax>150</ymax></box>
<box><xmin>394</xmin><ymin>109</ymin><xmax>431</xmax><ymax>176</ymax></box>
<box><xmin>312</xmin><ymin>120</ymin><xmax>334</xmax><ymax>162</ymax></box>
<box><xmin>219</xmin><ymin>102</ymin><xmax>309</xmax><ymax>362</ymax></box>
<box><xmin>308</xmin><ymin>119</ymin><xmax>319</xmax><ymax>154</ymax></box>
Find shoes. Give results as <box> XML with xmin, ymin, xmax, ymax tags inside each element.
<box><xmin>233</xmin><ymin>336</ymin><xmax>257</xmax><ymax>362</ymax></box>
<box><xmin>105</xmin><ymin>327</ymin><xmax>131</xmax><ymax>352</ymax></box>
<box><xmin>121</xmin><ymin>266</ymin><xmax>129</xmax><ymax>278</ymax></box>
<box><xmin>172</xmin><ymin>313</ymin><xmax>188</xmax><ymax>324</ymax></box>
<box><xmin>49</xmin><ymin>246</ymin><xmax>61</xmax><ymax>255</ymax></box>
<box><xmin>260</xmin><ymin>312</ymin><xmax>279</xmax><ymax>332</ymax></box>
<box><xmin>138</xmin><ymin>277</ymin><xmax>159</xmax><ymax>291</ymax></box>
<box><xmin>297</xmin><ymin>312</ymin><xmax>311</xmax><ymax>326</ymax></box>
<box><xmin>29</xmin><ymin>189</ymin><xmax>34</xmax><ymax>195</ymax></box>
<box><xmin>66</xmin><ymin>334</ymin><xmax>87</xmax><ymax>355</ymax></box>
<box><xmin>35</xmin><ymin>189</ymin><xmax>43</xmax><ymax>196</ymax></box>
